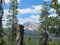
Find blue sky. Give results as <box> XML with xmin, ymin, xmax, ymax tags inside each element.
<box><xmin>3</xmin><ymin>0</ymin><xmax>58</xmax><ymax>27</ymax></box>
<box><xmin>19</xmin><ymin>0</ymin><xmax>43</xmax><ymax>9</ymax></box>
<box><xmin>4</xmin><ymin>0</ymin><xmax>44</xmax><ymax>9</ymax></box>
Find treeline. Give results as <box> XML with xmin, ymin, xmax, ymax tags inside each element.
<box><xmin>38</xmin><ymin>0</ymin><xmax>60</xmax><ymax>45</ymax></box>
<box><xmin>0</xmin><ymin>0</ymin><xmax>60</xmax><ymax>45</ymax></box>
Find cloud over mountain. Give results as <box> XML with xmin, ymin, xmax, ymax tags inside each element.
<box><xmin>17</xmin><ymin>5</ymin><xmax>43</xmax><ymax>14</ymax></box>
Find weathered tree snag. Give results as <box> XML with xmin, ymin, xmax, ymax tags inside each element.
<box><xmin>16</xmin><ymin>24</ymin><xmax>24</xmax><ymax>45</ymax></box>
<box><xmin>39</xmin><ymin>28</ymin><xmax>48</xmax><ymax>45</ymax></box>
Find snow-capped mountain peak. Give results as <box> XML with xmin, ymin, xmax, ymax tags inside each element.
<box><xmin>23</xmin><ymin>22</ymin><xmax>39</xmax><ymax>31</ymax></box>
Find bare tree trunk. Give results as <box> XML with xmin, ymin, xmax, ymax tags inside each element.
<box><xmin>0</xmin><ymin>0</ymin><xmax>6</xmax><ymax>45</ymax></box>
<box><xmin>0</xmin><ymin>15</ymin><xmax>3</xmax><ymax>35</ymax></box>
<box><xmin>39</xmin><ymin>28</ymin><xmax>48</xmax><ymax>45</ymax></box>
<box><xmin>41</xmin><ymin>32</ymin><xmax>48</xmax><ymax>45</ymax></box>
<box><xmin>16</xmin><ymin>24</ymin><xmax>24</xmax><ymax>45</ymax></box>
<box><xmin>0</xmin><ymin>0</ymin><xmax>3</xmax><ymax>35</ymax></box>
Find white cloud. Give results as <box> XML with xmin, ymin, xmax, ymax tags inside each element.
<box><xmin>4</xmin><ymin>0</ymin><xmax>10</xmax><ymax>4</ymax></box>
<box><xmin>3</xmin><ymin>9</ymin><xmax>11</xmax><ymax>15</ymax></box>
<box><xmin>49</xmin><ymin>8</ymin><xmax>56</xmax><ymax>13</ymax></box>
<box><xmin>49</xmin><ymin>8</ymin><xmax>56</xmax><ymax>12</ymax></box>
<box><xmin>18</xmin><ymin>5</ymin><xmax>43</xmax><ymax>14</ymax></box>
<box><xmin>32</xmin><ymin>5</ymin><xmax>43</xmax><ymax>13</ymax></box>
<box><xmin>18</xmin><ymin>14</ymin><xmax>58</xmax><ymax>24</ymax></box>
<box><xmin>44</xmin><ymin>0</ymin><xmax>49</xmax><ymax>1</ymax></box>
<box><xmin>18</xmin><ymin>15</ymin><xmax>40</xmax><ymax>24</ymax></box>
<box><xmin>3</xmin><ymin>4</ymin><xmax>58</xmax><ymax>28</ymax></box>
<box><xmin>17</xmin><ymin>0</ymin><xmax>21</xmax><ymax>3</ymax></box>
<box><xmin>3</xmin><ymin>9</ymin><xmax>40</xmax><ymax>27</ymax></box>
<box><xmin>3</xmin><ymin>5</ymin><xmax>42</xmax><ymax>27</ymax></box>
<box><xmin>18</xmin><ymin>8</ymin><xmax>33</xmax><ymax>14</ymax></box>
<box><xmin>4</xmin><ymin>0</ymin><xmax>20</xmax><ymax>4</ymax></box>
<box><xmin>30</xmin><ymin>15</ymin><xmax>39</xmax><ymax>19</ymax></box>
<box><xmin>48</xmin><ymin>14</ymin><xmax>58</xmax><ymax>17</ymax></box>
<box><xmin>2</xmin><ymin>9</ymin><xmax>12</xmax><ymax>27</ymax></box>
<box><xmin>58</xmin><ymin>0</ymin><xmax>60</xmax><ymax>4</ymax></box>
<box><xmin>3</xmin><ymin>9</ymin><xmax>58</xmax><ymax>28</ymax></box>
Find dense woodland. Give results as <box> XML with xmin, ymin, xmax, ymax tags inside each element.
<box><xmin>0</xmin><ymin>0</ymin><xmax>60</xmax><ymax>45</ymax></box>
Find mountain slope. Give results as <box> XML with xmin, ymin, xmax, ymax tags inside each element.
<box><xmin>23</xmin><ymin>22</ymin><xmax>39</xmax><ymax>31</ymax></box>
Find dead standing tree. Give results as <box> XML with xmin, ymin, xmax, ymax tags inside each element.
<box><xmin>16</xmin><ymin>24</ymin><xmax>24</xmax><ymax>45</ymax></box>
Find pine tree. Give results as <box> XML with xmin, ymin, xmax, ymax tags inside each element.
<box><xmin>44</xmin><ymin>17</ymin><xmax>60</xmax><ymax>36</ymax></box>
<box><xmin>26</xmin><ymin>36</ymin><xmax>33</xmax><ymax>45</ymax></box>
<box><xmin>49</xmin><ymin>0</ymin><xmax>60</xmax><ymax>36</ymax></box>
<box><xmin>6</xmin><ymin>0</ymin><xmax>18</xmax><ymax>45</ymax></box>
<box><xmin>38</xmin><ymin>2</ymin><xmax>50</xmax><ymax>45</ymax></box>
<box><xmin>50</xmin><ymin>0</ymin><xmax>60</xmax><ymax>16</ymax></box>
<box><xmin>0</xmin><ymin>0</ymin><xmax>6</xmax><ymax>45</ymax></box>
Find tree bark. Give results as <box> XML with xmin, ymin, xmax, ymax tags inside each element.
<box><xmin>39</xmin><ymin>28</ymin><xmax>48</xmax><ymax>45</ymax></box>
<box><xmin>16</xmin><ymin>24</ymin><xmax>24</xmax><ymax>45</ymax></box>
<box><xmin>0</xmin><ymin>0</ymin><xmax>6</xmax><ymax>45</ymax></box>
<box><xmin>0</xmin><ymin>0</ymin><xmax>3</xmax><ymax>37</ymax></box>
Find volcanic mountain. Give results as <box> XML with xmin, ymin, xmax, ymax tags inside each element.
<box><xmin>23</xmin><ymin>22</ymin><xmax>39</xmax><ymax>31</ymax></box>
